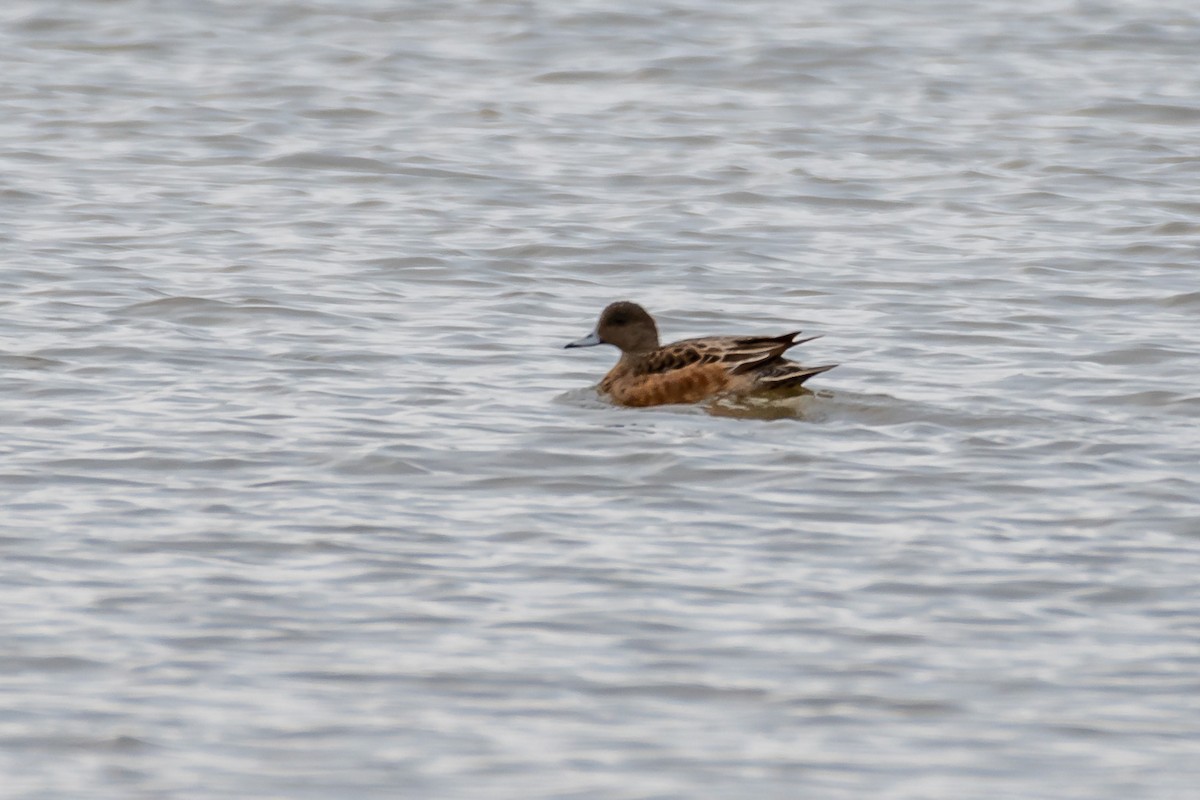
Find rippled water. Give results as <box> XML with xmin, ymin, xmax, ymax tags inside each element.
<box><xmin>3</xmin><ymin>1</ymin><xmax>1200</xmax><ymax>797</ymax></box>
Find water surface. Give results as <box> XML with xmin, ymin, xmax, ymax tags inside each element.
<box><xmin>2</xmin><ymin>1</ymin><xmax>1199</xmax><ymax>798</ymax></box>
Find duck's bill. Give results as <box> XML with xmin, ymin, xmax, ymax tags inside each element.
<box><xmin>564</xmin><ymin>331</ymin><xmax>602</xmax><ymax>348</ymax></box>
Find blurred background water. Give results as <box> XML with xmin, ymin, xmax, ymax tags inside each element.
<box><xmin>2</xmin><ymin>1</ymin><xmax>1199</xmax><ymax>798</ymax></box>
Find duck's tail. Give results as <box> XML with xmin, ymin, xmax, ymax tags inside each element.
<box><xmin>753</xmin><ymin>362</ymin><xmax>838</xmax><ymax>390</ymax></box>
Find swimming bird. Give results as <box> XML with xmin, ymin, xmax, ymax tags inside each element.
<box><xmin>565</xmin><ymin>301</ymin><xmax>836</xmax><ymax>407</ymax></box>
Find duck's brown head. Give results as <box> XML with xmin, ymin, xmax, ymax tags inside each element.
<box><xmin>565</xmin><ymin>301</ymin><xmax>660</xmax><ymax>353</ymax></box>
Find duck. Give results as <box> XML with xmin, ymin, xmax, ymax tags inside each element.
<box><xmin>565</xmin><ymin>301</ymin><xmax>836</xmax><ymax>407</ymax></box>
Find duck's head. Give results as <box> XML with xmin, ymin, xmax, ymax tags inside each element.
<box><xmin>565</xmin><ymin>301</ymin><xmax>660</xmax><ymax>353</ymax></box>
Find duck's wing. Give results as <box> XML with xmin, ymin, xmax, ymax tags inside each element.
<box><xmin>646</xmin><ymin>333</ymin><xmax>819</xmax><ymax>374</ymax></box>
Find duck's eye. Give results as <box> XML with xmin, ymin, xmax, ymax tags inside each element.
<box><xmin>608</xmin><ymin>313</ymin><xmax>630</xmax><ymax>325</ymax></box>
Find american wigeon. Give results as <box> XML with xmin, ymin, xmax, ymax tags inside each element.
<box><xmin>566</xmin><ymin>301</ymin><xmax>836</xmax><ymax>407</ymax></box>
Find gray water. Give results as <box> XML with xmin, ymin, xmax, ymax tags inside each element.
<box><xmin>3</xmin><ymin>1</ymin><xmax>1200</xmax><ymax>798</ymax></box>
